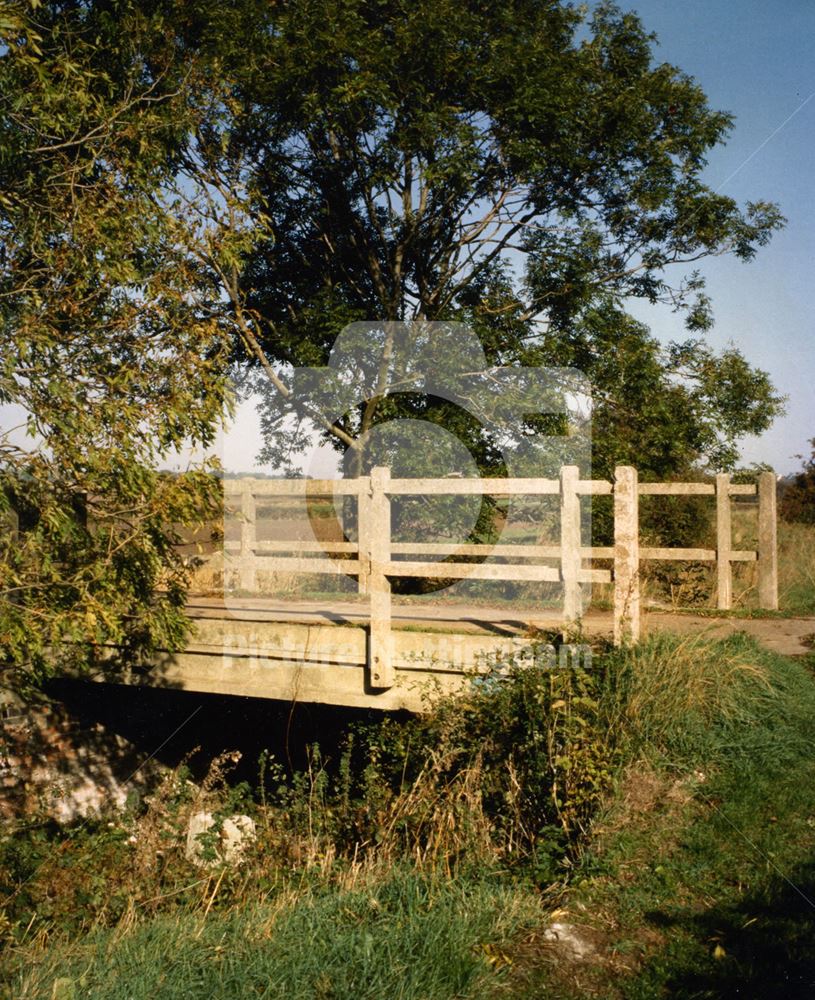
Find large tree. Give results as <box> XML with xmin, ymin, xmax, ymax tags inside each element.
<box><xmin>174</xmin><ymin>0</ymin><xmax>784</xmax><ymax>478</ymax></box>
<box><xmin>0</xmin><ymin>0</ymin><xmax>789</xmax><ymax>686</ymax></box>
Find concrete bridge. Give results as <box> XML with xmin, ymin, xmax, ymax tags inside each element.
<box><xmin>136</xmin><ymin>468</ymin><xmax>779</xmax><ymax>712</ymax></box>
<box><xmin>149</xmin><ymin>596</ymin><xmax>557</xmax><ymax>712</ymax></box>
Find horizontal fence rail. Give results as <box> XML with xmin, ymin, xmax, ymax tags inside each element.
<box><xmin>221</xmin><ymin>467</ymin><xmax>779</xmax><ymax>689</ymax></box>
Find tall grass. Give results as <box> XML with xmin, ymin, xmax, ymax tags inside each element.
<box><xmin>0</xmin><ymin>653</ymin><xmax>616</xmax><ymax>960</ymax></box>
<box><xmin>599</xmin><ymin>632</ymin><xmax>815</xmax><ymax>765</ymax></box>
<box><xmin>627</xmin><ymin>513</ymin><xmax>815</xmax><ymax>614</ymax></box>
<box><xmin>551</xmin><ymin>641</ymin><xmax>815</xmax><ymax>998</ymax></box>
<box><xmin>776</xmin><ymin>521</ymin><xmax>815</xmax><ymax>613</ymax></box>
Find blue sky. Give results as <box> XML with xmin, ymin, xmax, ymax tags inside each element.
<box><xmin>622</xmin><ymin>0</ymin><xmax>815</xmax><ymax>472</ymax></box>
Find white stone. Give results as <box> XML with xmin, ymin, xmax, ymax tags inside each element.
<box><xmin>542</xmin><ymin>921</ymin><xmax>597</xmax><ymax>961</ymax></box>
<box><xmin>185</xmin><ymin>811</ymin><xmax>256</xmax><ymax>866</ymax></box>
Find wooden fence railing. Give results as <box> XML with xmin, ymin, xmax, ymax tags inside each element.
<box><xmin>222</xmin><ymin>467</ymin><xmax>778</xmax><ymax>688</ymax></box>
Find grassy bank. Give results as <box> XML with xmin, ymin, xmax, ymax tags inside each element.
<box><xmin>12</xmin><ymin>871</ymin><xmax>539</xmax><ymax>1000</ymax></box>
<box><xmin>3</xmin><ymin>635</ymin><xmax>815</xmax><ymax>998</ymax></box>
<box><xmin>512</xmin><ymin>638</ymin><xmax>815</xmax><ymax>998</ymax></box>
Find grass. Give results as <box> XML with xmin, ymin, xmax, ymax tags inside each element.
<box><xmin>600</xmin><ymin>632</ymin><xmax>814</xmax><ymax>763</ymax></box>
<box><xmin>0</xmin><ymin>645</ymin><xmax>612</xmax><ymax>996</ymax></box>
<box><xmin>615</xmin><ymin>761</ymin><xmax>815</xmax><ymax>998</ymax></box>
<box><xmin>720</xmin><ymin>511</ymin><xmax>815</xmax><ymax>615</ymax></box>
<box><xmin>11</xmin><ymin>870</ymin><xmax>538</xmax><ymax>1000</ymax></box>
<box><xmin>523</xmin><ymin>757</ymin><xmax>815</xmax><ymax>998</ymax></box>
<box><xmin>777</xmin><ymin>522</ymin><xmax>815</xmax><ymax>614</ymax></box>
<box><xmin>508</xmin><ymin>638</ymin><xmax>815</xmax><ymax>998</ymax></box>
<box><xmin>4</xmin><ymin>635</ymin><xmax>815</xmax><ymax>998</ymax></box>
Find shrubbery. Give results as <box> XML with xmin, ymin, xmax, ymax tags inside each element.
<box><xmin>780</xmin><ymin>440</ymin><xmax>815</xmax><ymax>525</ymax></box>
<box><xmin>5</xmin><ymin>634</ymin><xmax>815</xmax><ymax>997</ymax></box>
<box><xmin>0</xmin><ymin>647</ymin><xmax>619</xmax><ymax>943</ymax></box>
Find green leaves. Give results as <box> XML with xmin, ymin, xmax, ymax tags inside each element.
<box><xmin>0</xmin><ymin>1</ymin><xmax>229</xmax><ymax>692</ymax></box>
<box><xmin>184</xmin><ymin>0</ymin><xmax>785</xmax><ymax>474</ymax></box>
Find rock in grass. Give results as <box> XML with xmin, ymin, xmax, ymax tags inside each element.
<box><xmin>185</xmin><ymin>812</ymin><xmax>256</xmax><ymax>866</ymax></box>
<box><xmin>542</xmin><ymin>921</ymin><xmax>598</xmax><ymax>962</ymax></box>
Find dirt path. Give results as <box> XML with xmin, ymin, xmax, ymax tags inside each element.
<box><xmin>187</xmin><ymin>597</ymin><xmax>815</xmax><ymax>657</ymax></box>
<box><xmin>641</xmin><ymin>611</ymin><xmax>815</xmax><ymax>656</ymax></box>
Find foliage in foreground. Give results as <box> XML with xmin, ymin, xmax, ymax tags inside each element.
<box><xmin>0</xmin><ymin>2</ymin><xmax>230</xmax><ymax>692</ymax></box>
<box><xmin>534</xmin><ymin>642</ymin><xmax>815</xmax><ymax>999</ymax></box>
<box><xmin>0</xmin><ymin>650</ymin><xmax>616</xmax><ymax>942</ymax></box>
<box><xmin>4</xmin><ymin>635</ymin><xmax>815</xmax><ymax>998</ymax></box>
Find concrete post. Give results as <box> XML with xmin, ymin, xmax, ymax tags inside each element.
<box><xmin>758</xmin><ymin>471</ymin><xmax>779</xmax><ymax>610</ymax></box>
<box><xmin>357</xmin><ymin>482</ymin><xmax>372</xmax><ymax>596</ymax></box>
<box><xmin>716</xmin><ymin>473</ymin><xmax>732</xmax><ymax>611</ymax></box>
<box><xmin>368</xmin><ymin>467</ymin><xmax>393</xmax><ymax>688</ymax></box>
<box><xmin>560</xmin><ymin>465</ymin><xmax>582</xmax><ymax>624</ymax></box>
<box><xmin>239</xmin><ymin>480</ymin><xmax>256</xmax><ymax>594</ymax></box>
<box><xmin>614</xmin><ymin>466</ymin><xmax>640</xmax><ymax>646</ymax></box>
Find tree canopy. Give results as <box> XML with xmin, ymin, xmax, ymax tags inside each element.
<box><xmin>190</xmin><ymin>0</ymin><xmax>784</xmax><ymax>476</ymax></box>
<box><xmin>0</xmin><ymin>1</ymin><xmax>229</xmax><ymax>690</ymax></box>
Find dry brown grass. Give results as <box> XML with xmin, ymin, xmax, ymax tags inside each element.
<box><xmin>624</xmin><ymin>510</ymin><xmax>815</xmax><ymax>613</ymax></box>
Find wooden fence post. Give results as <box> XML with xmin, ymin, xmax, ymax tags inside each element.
<box><xmin>560</xmin><ymin>465</ymin><xmax>582</xmax><ymax>624</ymax></box>
<box><xmin>716</xmin><ymin>473</ymin><xmax>732</xmax><ymax>611</ymax></box>
<box><xmin>368</xmin><ymin>466</ymin><xmax>394</xmax><ymax>688</ymax></box>
<box><xmin>239</xmin><ymin>480</ymin><xmax>256</xmax><ymax>593</ymax></box>
<box><xmin>357</xmin><ymin>481</ymin><xmax>372</xmax><ymax>596</ymax></box>
<box><xmin>614</xmin><ymin>466</ymin><xmax>640</xmax><ymax>645</ymax></box>
<box><xmin>758</xmin><ymin>471</ymin><xmax>779</xmax><ymax>610</ymax></box>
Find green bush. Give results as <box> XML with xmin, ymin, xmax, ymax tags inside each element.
<box><xmin>341</xmin><ymin>650</ymin><xmax>618</xmax><ymax>869</ymax></box>
<box><xmin>780</xmin><ymin>440</ymin><xmax>815</xmax><ymax>524</ymax></box>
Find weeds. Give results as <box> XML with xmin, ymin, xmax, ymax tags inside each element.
<box><xmin>5</xmin><ymin>633</ymin><xmax>815</xmax><ymax>997</ymax></box>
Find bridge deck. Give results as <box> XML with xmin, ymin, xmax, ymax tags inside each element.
<box><xmin>134</xmin><ymin>599</ymin><xmax>812</xmax><ymax>712</ymax></box>
<box><xmin>185</xmin><ymin>596</ymin><xmax>596</xmax><ymax>636</ymax></box>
